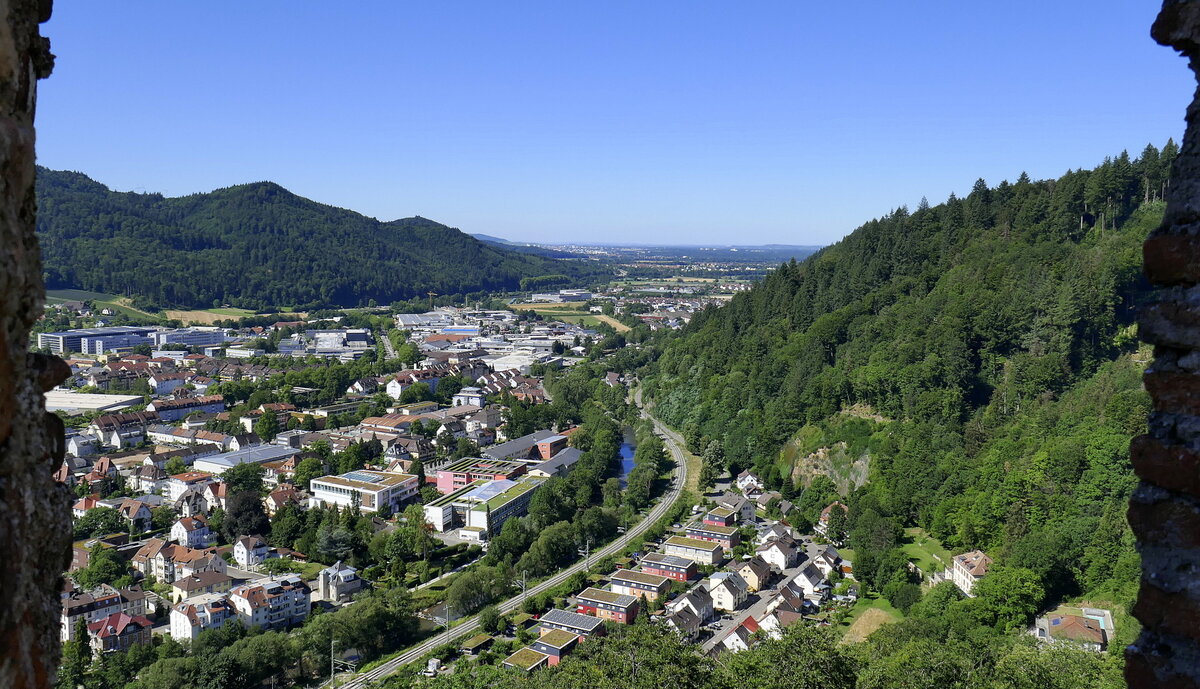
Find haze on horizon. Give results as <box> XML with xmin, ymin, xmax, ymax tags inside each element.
<box><xmin>38</xmin><ymin>2</ymin><xmax>1187</xmax><ymax>246</ymax></box>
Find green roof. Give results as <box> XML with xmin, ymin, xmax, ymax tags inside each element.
<box><xmin>460</xmin><ymin>633</ymin><xmax>493</xmax><ymax>651</ymax></box>
<box><xmin>426</xmin><ymin>480</ymin><xmax>488</xmax><ymax>506</ymax></box>
<box><xmin>504</xmin><ymin>647</ymin><xmax>549</xmax><ymax>671</ymax></box>
<box><xmin>512</xmin><ymin>613</ymin><xmax>535</xmax><ymax>626</ymax></box>
<box><xmin>666</xmin><ymin>535</ymin><xmax>721</xmax><ymax>550</ymax></box>
<box><xmin>470</xmin><ymin>477</ymin><xmax>545</xmax><ymax>511</ymax></box>
<box><xmin>537</xmin><ymin>628</ymin><xmax>578</xmax><ymax>649</ymax></box>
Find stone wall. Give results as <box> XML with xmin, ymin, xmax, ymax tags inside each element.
<box><xmin>0</xmin><ymin>1</ymin><xmax>69</xmax><ymax>688</ymax></box>
<box><xmin>1128</xmin><ymin>3</ymin><xmax>1200</xmax><ymax>687</ymax></box>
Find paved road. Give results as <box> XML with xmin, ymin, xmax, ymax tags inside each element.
<box><xmin>337</xmin><ymin>403</ymin><xmax>689</xmax><ymax>688</ymax></box>
<box><xmin>379</xmin><ymin>329</ymin><xmax>397</xmax><ymax>359</ymax></box>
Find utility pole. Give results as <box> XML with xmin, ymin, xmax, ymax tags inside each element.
<box><xmin>330</xmin><ymin>637</ymin><xmax>335</xmax><ymax>684</ymax></box>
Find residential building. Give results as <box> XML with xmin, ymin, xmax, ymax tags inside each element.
<box><xmin>117</xmin><ymin>498</ymin><xmax>153</xmax><ymax>532</ymax></box>
<box><xmin>87</xmin><ymin>612</ymin><xmax>153</xmax><ymax>653</ymax></box>
<box><xmin>702</xmin><ymin>506</ymin><xmax>736</xmax><ymax>527</ymax></box>
<box><xmin>756</xmin><ymin>538</ymin><xmax>800</xmax><ymax>572</ymax></box>
<box><xmin>666</xmin><ymin>587</ymin><xmax>714</xmax><ymax>623</ymax></box>
<box><xmin>481</xmin><ymin>429</ymin><xmax>558</xmax><ymax>461</ymax></box>
<box><xmin>528</xmin><ymin>628</ymin><xmax>579</xmax><ymax>666</ymax></box>
<box><xmin>815</xmin><ymin>501</ymin><xmax>848</xmax><ymax>537</ymax></box>
<box><xmin>713</xmin><ymin>493</ymin><xmax>755</xmax><ymax>522</ymax></box>
<box><xmin>61</xmin><ymin>585</ymin><xmax>144</xmax><ymax>642</ymax></box>
<box><xmin>170</xmin><ymin>592</ymin><xmax>235</xmax><ymax>641</ymax></box>
<box><xmin>537</xmin><ymin>609</ymin><xmax>606</xmax><ymax>638</ymax></box>
<box><xmin>737</xmin><ymin>556</ymin><xmax>773</xmax><ymax>592</ymax></box>
<box><xmin>146</xmin><ymin>395</ymin><xmax>225</xmax><ymax>422</ymax></box>
<box><xmin>1033</xmin><ymin>611</ymin><xmax>1111</xmax><ymax>652</ymax></box>
<box><xmin>233</xmin><ymin>535</ymin><xmax>269</xmax><ymax>568</ymax></box>
<box><xmin>735</xmin><ymin>470</ymin><xmax>764</xmax><ymax>496</ymax></box>
<box><xmin>169</xmin><ymin>570</ymin><xmax>233</xmax><ymax>603</ymax></box>
<box><xmin>609</xmin><ymin>570</ymin><xmax>670</xmax><ymax>601</ymax></box>
<box><xmin>663</xmin><ymin>536</ymin><xmax>723</xmax><ymax>566</ymax></box>
<box><xmin>663</xmin><ymin>607</ymin><xmax>702</xmax><ymax>640</ymax></box>
<box><xmin>229</xmin><ymin>576</ymin><xmax>311</xmax><ymax>630</ymax></box>
<box><xmin>951</xmin><ymin>550</ymin><xmax>992</xmax><ymax>597</ymax></box>
<box><xmin>317</xmin><ymin>560</ymin><xmax>363</xmax><ymax>602</ymax></box>
<box><xmin>640</xmin><ymin>552</ymin><xmax>697</xmax><ymax>582</ymax></box>
<box><xmin>170</xmin><ymin>515</ymin><xmax>213</xmax><ymax>548</ymax></box>
<box><xmin>502</xmin><ymin>647</ymin><xmax>549</xmax><ymax>672</ymax></box>
<box><xmin>163</xmin><ymin>472</ymin><xmax>219</xmax><ymax>502</ymax></box>
<box><xmin>707</xmin><ymin>571</ymin><xmax>750</xmax><ymax>611</ymax></box>
<box><xmin>685</xmin><ymin>522</ymin><xmax>740</xmax><ymax>550</ymax></box>
<box><xmin>308</xmin><ymin>470</ymin><xmax>419</xmax><ymax>514</ymax></box>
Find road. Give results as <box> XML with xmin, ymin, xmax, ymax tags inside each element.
<box><xmin>337</xmin><ymin>400</ymin><xmax>689</xmax><ymax>688</ymax></box>
<box><xmin>379</xmin><ymin>329</ymin><xmax>397</xmax><ymax>359</ymax></box>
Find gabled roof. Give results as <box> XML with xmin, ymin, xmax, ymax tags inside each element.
<box><xmin>87</xmin><ymin>612</ymin><xmax>152</xmax><ymax>638</ymax></box>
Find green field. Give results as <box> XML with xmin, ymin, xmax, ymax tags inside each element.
<box><xmin>901</xmin><ymin>527</ymin><xmax>953</xmax><ymax>580</ymax></box>
<box><xmin>839</xmin><ymin>593</ymin><xmax>902</xmax><ymax>642</ymax></box>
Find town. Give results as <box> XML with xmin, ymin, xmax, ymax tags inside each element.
<box><xmin>42</xmin><ymin>291</ymin><xmax>1115</xmax><ymax>688</ymax></box>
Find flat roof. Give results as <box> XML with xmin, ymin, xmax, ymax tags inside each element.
<box><xmin>460</xmin><ymin>633</ymin><xmax>493</xmax><ymax>650</ymax></box>
<box><xmin>426</xmin><ymin>480</ymin><xmax>489</xmax><ymax>507</ymax></box>
<box><xmin>196</xmin><ymin>445</ymin><xmax>298</xmax><ymax>470</ymax></box>
<box><xmin>612</xmin><ymin>570</ymin><xmax>670</xmax><ymax>587</ymax></box>
<box><xmin>313</xmin><ymin>470</ymin><xmax>416</xmax><ymax>492</ymax></box>
<box><xmin>503</xmin><ymin>647</ymin><xmax>548</xmax><ymax>671</ymax></box>
<box><xmin>665</xmin><ymin>536</ymin><xmax>722</xmax><ymax>551</ymax></box>
<box><xmin>641</xmin><ymin>552</ymin><xmax>695</xmax><ymax>568</ymax></box>
<box><xmin>45</xmin><ymin>390</ymin><xmax>142</xmax><ymax>413</ymax></box>
<box><xmin>441</xmin><ymin>456</ymin><xmax>526</xmax><ymax>474</ymax></box>
<box><xmin>577</xmin><ymin>586</ymin><xmax>637</xmax><ymax>607</ymax></box>
<box><xmin>469</xmin><ymin>478</ymin><xmax>544</xmax><ymax>511</ymax></box>
<box><xmin>687</xmin><ymin>523</ymin><xmax>739</xmax><ymax>536</ymax></box>
<box><xmin>536</xmin><ymin>628</ymin><xmax>578</xmax><ymax>649</ymax></box>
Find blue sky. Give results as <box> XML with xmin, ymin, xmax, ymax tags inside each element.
<box><xmin>38</xmin><ymin>2</ymin><xmax>1190</xmax><ymax>245</ymax></box>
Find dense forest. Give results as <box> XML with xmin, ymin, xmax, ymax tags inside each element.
<box><xmin>35</xmin><ymin>168</ymin><xmax>607</xmax><ymax>310</ymax></box>
<box><xmin>635</xmin><ymin>143</ymin><xmax>1176</xmax><ymax>678</ymax></box>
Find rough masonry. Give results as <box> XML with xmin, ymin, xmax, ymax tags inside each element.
<box><xmin>0</xmin><ymin>1</ymin><xmax>70</xmax><ymax>688</ymax></box>
<box><xmin>1129</xmin><ymin>2</ymin><xmax>1200</xmax><ymax>687</ymax></box>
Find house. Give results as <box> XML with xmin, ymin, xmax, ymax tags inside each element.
<box><xmin>234</xmin><ymin>535</ymin><xmax>269</xmax><ymax>568</ymax></box>
<box><xmin>266</xmin><ymin>485</ymin><xmax>303</xmax><ymax>516</ymax></box>
<box><xmin>721</xmin><ymin>616</ymin><xmax>761</xmax><ymax>653</ymax></box>
<box><xmin>755</xmin><ymin>523</ymin><xmax>794</xmax><ymax>546</ymax></box>
<box><xmin>713</xmin><ymin>492</ymin><xmax>755</xmax><ymax>522</ymax></box>
<box><xmin>203</xmin><ymin>482</ymin><xmax>228</xmax><ymax>511</ymax></box>
<box><xmin>756</xmin><ymin>538</ymin><xmax>800</xmax><ymax>572</ymax></box>
<box><xmin>685</xmin><ymin>522</ymin><xmax>740</xmax><ymax>550</ymax></box>
<box><xmin>575</xmin><ymin>587</ymin><xmax>639</xmax><ymax>624</ymax></box>
<box><xmin>170</xmin><ymin>592</ymin><xmax>236</xmax><ymax>641</ymax></box>
<box><xmin>1034</xmin><ymin>612</ymin><xmax>1110</xmax><ymax>652</ymax></box>
<box><xmin>811</xmin><ymin>545</ymin><xmax>843</xmax><ymax>578</ymax></box>
<box><xmin>88</xmin><ymin>411</ymin><xmax>159</xmax><ymax>448</ymax></box>
<box><xmin>452</xmin><ymin>387</ymin><xmax>487</xmax><ymax>407</ymax></box>
<box><xmin>317</xmin><ymin>560</ymin><xmax>363</xmax><ymax>602</ymax></box>
<box><xmin>735</xmin><ymin>470</ymin><xmax>764</xmax><ymax>496</ymax></box>
<box><xmin>789</xmin><ymin>563</ymin><xmax>829</xmax><ymax>601</ymax></box>
<box><xmin>702</xmin><ymin>506</ymin><xmax>736</xmax><ymax>527</ymax></box>
<box><xmin>164</xmin><ymin>472</ymin><xmax>219</xmax><ymax>502</ymax></box>
<box><xmin>130</xmin><ymin>464</ymin><xmax>168</xmax><ymax>494</ymax></box>
<box><xmin>666</xmin><ymin>587</ymin><xmax>714</xmax><ymax>623</ymax></box>
<box><xmin>707</xmin><ymin>571</ymin><xmax>749</xmax><ymax>611</ymax></box>
<box><xmin>61</xmin><ymin>585</ymin><xmax>145</xmax><ymax>642</ymax></box>
<box><xmin>72</xmin><ymin>495</ymin><xmax>101</xmax><ymax>519</ymax></box>
<box><xmin>147</xmin><ymin>373</ymin><xmax>192</xmax><ymax>396</ymax></box>
<box><xmin>755</xmin><ymin>490</ymin><xmax>783</xmax><ymax>512</ymax></box>
<box><xmin>815</xmin><ymin>501</ymin><xmax>848</xmax><ymax>538</ymax></box>
<box><xmin>609</xmin><ymin>569</ymin><xmax>671</xmax><ymax>601</ymax></box>
<box><xmin>528</xmin><ymin>628</ymin><xmax>579</xmax><ymax>666</ymax></box>
<box><xmin>459</xmin><ymin>633</ymin><xmax>494</xmax><ymax>656</ymax></box>
<box><xmin>737</xmin><ymin>556</ymin><xmax>774</xmax><ymax>592</ymax></box>
<box><xmin>502</xmin><ymin>647</ymin><xmax>549</xmax><ymax>673</ymax></box>
<box><xmin>663</xmin><ymin>536</ymin><xmax>723</xmax><ymax>566</ymax></box>
<box><xmin>86</xmin><ymin>612</ymin><xmax>154</xmax><ymax>653</ymax></box>
<box><xmin>662</xmin><ymin>607</ymin><xmax>702</xmax><ymax>641</ymax></box>
<box><xmin>170</xmin><ymin>515</ymin><xmax>213</xmax><ymax>549</ymax></box>
<box><xmin>169</xmin><ymin>570</ymin><xmax>233</xmax><ymax>603</ymax></box>
<box><xmin>950</xmin><ymin>550</ymin><xmax>992</xmax><ymax>597</ymax></box>
<box><xmin>536</xmin><ymin>609</ymin><xmax>606</xmax><ymax>638</ymax></box>
<box><xmin>639</xmin><ymin>552</ymin><xmax>697</xmax><ymax>582</ymax></box>
<box><xmin>228</xmin><ymin>575</ymin><xmax>311</xmax><ymax>631</ymax></box>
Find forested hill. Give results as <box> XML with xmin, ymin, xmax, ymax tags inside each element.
<box><xmin>35</xmin><ymin>168</ymin><xmax>604</xmax><ymax>310</ymax></box>
<box><xmin>644</xmin><ymin>143</ymin><xmax>1176</xmax><ymax>661</ymax></box>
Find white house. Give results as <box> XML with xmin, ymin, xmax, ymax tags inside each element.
<box><xmin>950</xmin><ymin>550</ymin><xmax>992</xmax><ymax>597</ymax></box>
<box><xmin>233</xmin><ymin>535</ymin><xmax>269</xmax><ymax>569</ymax></box>
<box><xmin>756</xmin><ymin>538</ymin><xmax>800</xmax><ymax>572</ymax></box>
<box><xmin>170</xmin><ymin>515</ymin><xmax>213</xmax><ymax>549</ymax></box>
<box><xmin>169</xmin><ymin>592</ymin><xmax>235</xmax><ymax>641</ymax></box>
<box><xmin>229</xmin><ymin>575</ymin><xmax>310</xmax><ymax>631</ymax></box>
<box><xmin>735</xmin><ymin>470</ymin><xmax>764</xmax><ymax>497</ymax></box>
<box><xmin>707</xmin><ymin>571</ymin><xmax>750</xmax><ymax>612</ymax></box>
<box><xmin>666</xmin><ymin>587</ymin><xmax>715</xmax><ymax>623</ymax></box>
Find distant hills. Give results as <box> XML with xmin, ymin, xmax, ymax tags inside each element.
<box><xmin>35</xmin><ymin>169</ymin><xmax>604</xmax><ymax>310</ymax></box>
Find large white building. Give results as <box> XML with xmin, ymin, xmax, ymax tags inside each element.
<box><xmin>170</xmin><ymin>592</ymin><xmax>235</xmax><ymax>641</ymax></box>
<box><xmin>951</xmin><ymin>550</ymin><xmax>992</xmax><ymax>597</ymax></box>
<box><xmin>308</xmin><ymin>470</ymin><xmax>419</xmax><ymax>514</ymax></box>
<box><xmin>229</xmin><ymin>575</ymin><xmax>310</xmax><ymax>631</ymax></box>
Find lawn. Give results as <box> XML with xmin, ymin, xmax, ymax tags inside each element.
<box><xmin>901</xmin><ymin>527</ymin><xmax>953</xmax><ymax>580</ymax></box>
<box><xmin>839</xmin><ymin>593</ymin><xmax>902</xmax><ymax>642</ymax></box>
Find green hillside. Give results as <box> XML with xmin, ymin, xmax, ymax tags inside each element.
<box><xmin>633</xmin><ymin>144</ymin><xmax>1175</xmax><ymax>675</ymax></box>
<box><xmin>35</xmin><ymin>168</ymin><xmax>605</xmax><ymax>310</ymax></box>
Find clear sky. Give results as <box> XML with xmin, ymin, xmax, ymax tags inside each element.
<box><xmin>37</xmin><ymin>2</ymin><xmax>1190</xmax><ymax>246</ymax></box>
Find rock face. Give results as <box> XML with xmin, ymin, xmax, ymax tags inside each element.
<box><xmin>0</xmin><ymin>2</ymin><xmax>68</xmax><ymax>688</ymax></box>
<box><xmin>1129</xmin><ymin>3</ymin><xmax>1200</xmax><ymax>688</ymax></box>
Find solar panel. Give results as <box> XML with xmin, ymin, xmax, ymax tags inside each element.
<box><xmin>343</xmin><ymin>471</ymin><xmax>382</xmax><ymax>484</ymax></box>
